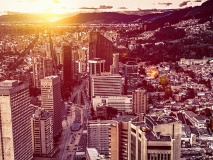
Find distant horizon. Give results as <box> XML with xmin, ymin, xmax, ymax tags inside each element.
<box><xmin>0</xmin><ymin>0</ymin><xmax>207</xmax><ymax>15</ymax></box>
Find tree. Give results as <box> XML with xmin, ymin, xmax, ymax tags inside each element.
<box><xmin>107</xmin><ymin>107</ymin><xmax>118</xmax><ymax>119</ymax></box>
<box><xmin>169</xmin><ymin>112</ymin><xmax>176</xmax><ymax>117</ymax></box>
<box><xmin>164</xmin><ymin>86</ymin><xmax>173</xmax><ymax>99</ymax></box>
<box><xmin>186</xmin><ymin>88</ymin><xmax>195</xmax><ymax>99</ymax></box>
<box><xmin>90</xmin><ymin>107</ymin><xmax>95</xmax><ymax>119</ymax></box>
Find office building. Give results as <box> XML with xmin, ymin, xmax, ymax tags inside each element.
<box><xmin>124</xmin><ymin>61</ymin><xmax>139</xmax><ymax>94</ymax></box>
<box><xmin>132</xmin><ymin>89</ymin><xmax>147</xmax><ymax>114</ymax></box>
<box><xmin>43</xmin><ymin>58</ymin><xmax>53</xmax><ymax>77</ymax></box>
<box><xmin>31</xmin><ymin>108</ymin><xmax>54</xmax><ymax>157</ymax></box>
<box><xmin>124</xmin><ymin>61</ymin><xmax>139</xmax><ymax>77</ymax></box>
<box><xmin>41</xmin><ymin>76</ymin><xmax>63</xmax><ymax>138</ymax></box>
<box><xmin>110</xmin><ymin>116</ymin><xmax>138</xmax><ymax>160</ymax></box>
<box><xmin>0</xmin><ymin>80</ymin><xmax>33</xmax><ymax>160</ymax></box>
<box><xmin>32</xmin><ymin>56</ymin><xmax>44</xmax><ymax>88</ymax></box>
<box><xmin>128</xmin><ymin>116</ymin><xmax>182</xmax><ymax>160</ymax></box>
<box><xmin>89</xmin><ymin>32</ymin><xmax>114</xmax><ymax>72</ymax></box>
<box><xmin>90</xmin><ymin>73</ymin><xmax>123</xmax><ymax>97</ymax></box>
<box><xmin>88</xmin><ymin>58</ymin><xmax>105</xmax><ymax>75</ymax></box>
<box><xmin>112</xmin><ymin>53</ymin><xmax>119</xmax><ymax>74</ymax></box>
<box><xmin>93</xmin><ymin>95</ymin><xmax>132</xmax><ymax>113</ymax></box>
<box><xmin>87</xmin><ymin>120</ymin><xmax>111</xmax><ymax>158</ymax></box>
<box><xmin>63</xmin><ymin>45</ymin><xmax>73</xmax><ymax>84</ymax></box>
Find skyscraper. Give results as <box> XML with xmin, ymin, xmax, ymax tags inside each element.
<box><xmin>132</xmin><ymin>89</ymin><xmax>147</xmax><ymax>114</ymax></box>
<box><xmin>63</xmin><ymin>45</ymin><xmax>73</xmax><ymax>85</ymax></box>
<box><xmin>31</xmin><ymin>108</ymin><xmax>54</xmax><ymax>157</ymax></box>
<box><xmin>0</xmin><ymin>80</ymin><xmax>33</xmax><ymax>160</ymax></box>
<box><xmin>89</xmin><ymin>32</ymin><xmax>114</xmax><ymax>72</ymax></box>
<box><xmin>41</xmin><ymin>76</ymin><xmax>63</xmax><ymax>138</ymax></box>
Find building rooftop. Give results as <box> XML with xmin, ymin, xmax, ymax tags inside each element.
<box><xmin>86</xmin><ymin>148</ymin><xmax>106</xmax><ymax>160</ymax></box>
<box><xmin>113</xmin><ymin>115</ymin><xmax>137</xmax><ymax>122</ymax></box>
<box><xmin>146</xmin><ymin>116</ymin><xmax>178</xmax><ymax>126</ymax></box>
<box><xmin>145</xmin><ymin>130</ymin><xmax>171</xmax><ymax>141</ymax></box>
<box><xmin>0</xmin><ymin>80</ymin><xmax>18</xmax><ymax>87</ymax></box>
<box><xmin>43</xmin><ymin>76</ymin><xmax>58</xmax><ymax>79</ymax></box>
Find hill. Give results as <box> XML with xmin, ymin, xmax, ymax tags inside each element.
<box><xmin>55</xmin><ymin>12</ymin><xmax>141</xmax><ymax>24</ymax></box>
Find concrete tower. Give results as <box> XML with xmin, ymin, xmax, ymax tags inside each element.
<box><xmin>0</xmin><ymin>80</ymin><xmax>33</xmax><ymax>160</ymax></box>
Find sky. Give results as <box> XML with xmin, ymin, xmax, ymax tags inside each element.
<box><xmin>0</xmin><ymin>0</ymin><xmax>207</xmax><ymax>14</ymax></box>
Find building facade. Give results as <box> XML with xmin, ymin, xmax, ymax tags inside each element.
<box><xmin>90</xmin><ymin>73</ymin><xmax>123</xmax><ymax>97</ymax></box>
<box><xmin>63</xmin><ymin>45</ymin><xmax>73</xmax><ymax>85</ymax></box>
<box><xmin>110</xmin><ymin>116</ymin><xmax>138</xmax><ymax>160</ymax></box>
<box><xmin>132</xmin><ymin>89</ymin><xmax>147</xmax><ymax>114</ymax></box>
<box><xmin>128</xmin><ymin>116</ymin><xmax>182</xmax><ymax>160</ymax></box>
<box><xmin>41</xmin><ymin>76</ymin><xmax>63</xmax><ymax>138</ymax></box>
<box><xmin>92</xmin><ymin>95</ymin><xmax>132</xmax><ymax>112</ymax></box>
<box><xmin>87</xmin><ymin>120</ymin><xmax>111</xmax><ymax>158</ymax></box>
<box><xmin>89</xmin><ymin>32</ymin><xmax>114</xmax><ymax>72</ymax></box>
<box><xmin>31</xmin><ymin>108</ymin><xmax>54</xmax><ymax>157</ymax></box>
<box><xmin>0</xmin><ymin>80</ymin><xmax>33</xmax><ymax>160</ymax></box>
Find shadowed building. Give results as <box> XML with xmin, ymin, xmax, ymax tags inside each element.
<box><xmin>89</xmin><ymin>32</ymin><xmax>114</xmax><ymax>72</ymax></box>
<box><xmin>63</xmin><ymin>45</ymin><xmax>73</xmax><ymax>85</ymax></box>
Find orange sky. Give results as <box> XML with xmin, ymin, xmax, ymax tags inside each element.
<box><xmin>0</xmin><ymin>0</ymin><xmax>207</xmax><ymax>14</ymax></box>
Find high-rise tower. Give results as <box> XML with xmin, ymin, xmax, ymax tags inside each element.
<box><xmin>41</xmin><ymin>76</ymin><xmax>63</xmax><ymax>138</ymax></box>
<box><xmin>0</xmin><ymin>80</ymin><xmax>33</xmax><ymax>160</ymax></box>
<box><xmin>63</xmin><ymin>45</ymin><xmax>73</xmax><ymax>85</ymax></box>
<box><xmin>89</xmin><ymin>32</ymin><xmax>114</xmax><ymax>72</ymax></box>
<box><xmin>31</xmin><ymin>108</ymin><xmax>54</xmax><ymax>157</ymax></box>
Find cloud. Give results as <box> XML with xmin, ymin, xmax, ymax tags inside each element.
<box><xmin>79</xmin><ymin>7</ymin><xmax>98</xmax><ymax>10</ymax></box>
<box><xmin>179</xmin><ymin>1</ymin><xmax>190</xmax><ymax>7</ymax></box>
<box><xmin>158</xmin><ymin>2</ymin><xmax>173</xmax><ymax>6</ymax></box>
<box><xmin>79</xmin><ymin>5</ymin><xmax>113</xmax><ymax>10</ymax></box>
<box><xmin>118</xmin><ymin>7</ymin><xmax>128</xmax><ymax>9</ymax></box>
<box><xmin>53</xmin><ymin>0</ymin><xmax>60</xmax><ymax>4</ymax></box>
<box><xmin>99</xmin><ymin>5</ymin><xmax>113</xmax><ymax>9</ymax></box>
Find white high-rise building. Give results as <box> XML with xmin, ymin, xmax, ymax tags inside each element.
<box><xmin>112</xmin><ymin>53</ymin><xmax>119</xmax><ymax>74</ymax></box>
<box><xmin>0</xmin><ymin>80</ymin><xmax>33</xmax><ymax>160</ymax></box>
<box><xmin>90</xmin><ymin>73</ymin><xmax>123</xmax><ymax>97</ymax></box>
<box><xmin>41</xmin><ymin>76</ymin><xmax>63</xmax><ymax>138</ymax></box>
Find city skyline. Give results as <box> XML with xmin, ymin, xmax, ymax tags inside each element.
<box><xmin>0</xmin><ymin>0</ymin><xmax>208</xmax><ymax>14</ymax></box>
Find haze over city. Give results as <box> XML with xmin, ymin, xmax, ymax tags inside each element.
<box><xmin>0</xmin><ymin>0</ymin><xmax>212</xmax><ymax>160</ymax></box>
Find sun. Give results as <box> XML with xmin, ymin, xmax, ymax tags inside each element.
<box><xmin>27</xmin><ymin>0</ymin><xmax>76</xmax><ymax>22</ymax></box>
